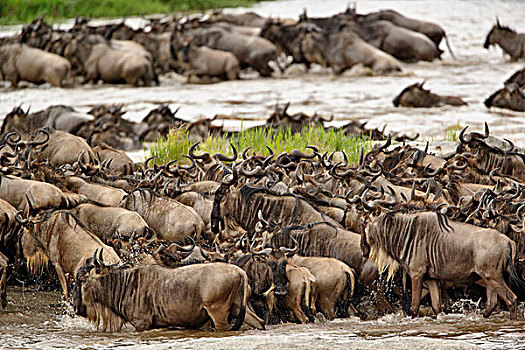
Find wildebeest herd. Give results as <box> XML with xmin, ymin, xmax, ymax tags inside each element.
<box><xmin>0</xmin><ymin>8</ymin><xmax>524</xmax><ymax>112</ymax></box>
<box><xmin>0</xmin><ymin>5</ymin><xmax>525</xmax><ymax>335</ymax></box>
<box><xmin>2</xmin><ymin>100</ymin><xmax>525</xmax><ymax>331</ymax></box>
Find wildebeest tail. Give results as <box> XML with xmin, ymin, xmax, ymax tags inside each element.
<box><xmin>508</xmin><ymin>242</ymin><xmax>525</xmax><ymax>300</ymax></box>
<box><xmin>444</xmin><ymin>33</ymin><xmax>456</xmax><ymax>60</ymax></box>
<box><xmin>341</xmin><ymin>270</ymin><xmax>355</xmax><ymax>317</ymax></box>
<box><xmin>231</xmin><ymin>275</ymin><xmax>247</xmax><ymax>331</ymax></box>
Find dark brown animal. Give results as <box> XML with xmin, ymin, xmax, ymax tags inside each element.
<box><xmin>300</xmin><ymin>27</ymin><xmax>402</xmax><ymax>74</ymax></box>
<box><xmin>484</xmin><ymin>21</ymin><xmax>525</xmax><ymax>61</ymax></box>
<box><xmin>183</xmin><ymin>26</ymin><xmax>278</xmax><ymax>77</ymax></box>
<box><xmin>393</xmin><ymin>82</ymin><xmax>467</xmax><ymax>107</ymax></box>
<box><xmin>484</xmin><ymin>85</ymin><xmax>525</xmax><ymax>112</ymax></box>
<box><xmin>0</xmin><ymin>105</ymin><xmax>92</xmax><ymax>138</ymax></box>
<box><xmin>174</xmin><ymin>41</ymin><xmax>240</xmax><ymax>81</ymax></box>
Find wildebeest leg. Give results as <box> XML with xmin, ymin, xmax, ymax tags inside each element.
<box><xmin>410</xmin><ymin>275</ymin><xmax>423</xmax><ymax>318</ymax></box>
<box><xmin>286</xmin><ymin>294</ymin><xmax>309</xmax><ymax>323</ymax></box>
<box><xmin>484</xmin><ymin>278</ymin><xmax>517</xmax><ymax>320</ymax></box>
<box><xmin>426</xmin><ymin>280</ymin><xmax>442</xmax><ymax>316</ymax></box>
<box><xmin>54</xmin><ymin>264</ymin><xmax>69</xmax><ymax>302</ymax></box>
<box><xmin>204</xmin><ymin>303</ymin><xmax>231</xmax><ymax>331</ymax></box>
<box><xmin>319</xmin><ymin>296</ymin><xmax>336</xmax><ymax>320</ymax></box>
<box><xmin>244</xmin><ymin>306</ymin><xmax>265</xmax><ymax>330</ymax></box>
<box><xmin>483</xmin><ymin>286</ymin><xmax>498</xmax><ymax>318</ymax></box>
<box><xmin>133</xmin><ymin>319</ymin><xmax>152</xmax><ymax>332</ymax></box>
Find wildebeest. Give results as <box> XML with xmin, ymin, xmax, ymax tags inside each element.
<box><xmin>260</xmin><ymin>21</ymin><xmax>313</xmax><ymax>68</ymax></box>
<box><xmin>362</xmin><ymin>211</ymin><xmax>525</xmax><ymax>319</ymax></box>
<box><xmin>0</xmin><ymin>43</ymin><xmax>71</xmax><ymax>87</ymax></box>
<box><xmin>18</xmin><ymin>210</ymin><xmax>121</xmax><ymax>301</ymax></box>
<box><xmin>63</xmin><ymin>34</ymin><xmax>157</xmax><ymax>85</ymax></box>
<box><xmin>93</xmin><ymin>143</ymin><xmax>134</xmax><ymax>176</ymax></box>
<box><xmin>73</xmin><ymin>259</ymin><xmax>264</xmax><ymax>331</ymax></box>
<box><xmin>0</xmin><ymin>252</ymin><xmax>7</xmax><ymax>308</ymax></box>
<box><xmin>301</xmin><ymin>27</ymin><xmax>402</xmax><ymax>74</ymax></box>
<box><xmin>288</xmin><ymin>254</ymin><xmax>355</xmax><ymax>320</ymax></box>
<box><xmin>119</xmin><ymin>189</ymin><xmax>205</xmax><ymax>243</ymax></box>
<box><xmin>268</xmin><ymin>255</ymin><xmax>316</xmax><ymax>324</ymax></box>
<box><xmin>393</xmin><ymin>82</ymin><xmax>467</xmax><ymax>107</ymax></box>
<box><xmin>29</xmin><ymin>128</ymin><xmax>98</xmax><ymax>167</ymax></box>
<box><xmin>208</xmin><ymin>11</ymin><xmax>269</xmax><ymax>28</ymax></box>
<box><xmin>176</xmin><ymin>190</ymin><xmax>214</xmax><ymax>229</ymax></box>
<box><xmin>71</xmin><ymin>204</ymin><xmax>155</xmax><ymax>242</ymax></box>
<box><xmin>484</xmin><ymin>20</ymin><xmax>525</xmax><ymax>61</ymax></box>
<box><xmin>61</xmin><ymin>176</ymin><xmax>127</xmax><ymax>207</ymax></box>
<box><xmin>359</xmin><ymin>9</ymin><xmax>449</xmax><ymax>47</ymax></box>
<box><xmin>349</xmin><ymin>20</ymin><xmax>442</xmax><ymax>62</ymax></box>
<box><xmin>183</xmin><ymin>26</ymin><xmax>278</xmax><ymax>77</ymax></box>
<box><xmin>484</xmin><ymin>84</ymin><xmax>525</xmax><ymax>112</ymax></box>
<box><xmin>0</xmin><ymin>105</ymin><xmax>92</xmax><ymax>138</ymax></box>
<box><xmin>0</xmin><ymin>174</ymin><xmax>88</xmax><ymax>215</ymax></box>
<box><xmin>173</xmin><ymin>40</ymin><xmax>240</xmax><ymax>81</ymax></box>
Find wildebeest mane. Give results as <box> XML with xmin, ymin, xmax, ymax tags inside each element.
<box><xmin>240</xmin><ymin>185</ymin><xmax>329</xmax><ymax>218</ymax></box>
<box><xmin>368</xmin><ymin>211</ymin><xmax>453</xmax><ymax>279</ymax></box>
<box><xmin>495</xmin><ymin>23</ymin><xmax>516</xmax><ymax>34</ymax></box>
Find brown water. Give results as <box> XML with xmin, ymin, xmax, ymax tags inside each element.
<box><xmin>1</xmin><ymin>1</ymin><xmax>525</xmax><ymax>348</ymax></box>
<box><xmin>2</xmin><ymin>286</ymin><xmax>525</xmax><ymax>349</ymax></box>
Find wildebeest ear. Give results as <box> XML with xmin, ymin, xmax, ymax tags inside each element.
<box><xmin>496</xmin><ymin>17</ymin><xmax>500</xmax><ymax>28</ymax></box>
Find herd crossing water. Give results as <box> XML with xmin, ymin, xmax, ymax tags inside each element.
<box><xmin>0</xmin><ymin>0</ymin><xmax>525</xmax><ymax>349</ymax></box>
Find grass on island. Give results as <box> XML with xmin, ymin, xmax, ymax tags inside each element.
<box><xmin>0</xmin><ymin>0</ymin><xmax>261</xmax><ymax>25</ymax></box>
<box><xmin>148</xmin><ymin>125</ymin><xmax>374</xmax><ymax>166</ymax></box>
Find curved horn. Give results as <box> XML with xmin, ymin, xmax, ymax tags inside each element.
<box><xmin>290</xmin><ymin>148</ymin><xmax>316</xmax><ymax>159</ymax></box>
<box><xmin>242</xmin><ymin>147</ymin><xmax>252</xmax><ymax>160</ymax></box>
<box><xmin>15</xmin><ymin>210</ymin><xmax>28</xmax><ymax>225</ymax></box>
<box><xmin>173</xmin><ymin>237</ymin><xmax>195</xmax><ymax>252</ymax></box>
<box><xmin>249</xmin><ymin>239</ymin><xmax>272</xmax><ymax>256</ymax></box>
<box><xmin>458</xmin><ymin>126</ymin><xmax>471</xmax><ymax>143</ymax></box>
<box><xmin>179</xmin><ymin>155</ymin><xmax>196</xmax><ymax>170</ymax></box>
<box><xmin>213</xmin><ymin>143</ymin><xmax>238</xmax><ymax>162</ymax></box>
<box><xmin>188</xmin><ymin>142</ymin><xmax>208</xmax><ymax>160</ymax></box>
<box><xmin>481</xmin><ymin>122</ymin><xmax>489</xmax><ymax>139</ymax></box>
<box><xmin>144</xmin><ymin>156</ymin><xmax>155</xmax><ymax>169</ymax></box>
<box><xmin>28</xmin><ymin>129</ymin><xmax>50</xmax><ymax>147</ymax></box>
<box><xmin>280</xmin><ymin>236</ymin><xmax>299</xmax><ymax>254</ymax></box>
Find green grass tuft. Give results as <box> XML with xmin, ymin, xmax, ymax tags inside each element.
<box><xmin>0</xmin><ymin>0</ymin><xmax>262</xmax><ymax>25</ymax></box>
<box><xmin>149</xmin><ymin>125</ymin><xmax>373</xmax><ymax>166</ymax></box>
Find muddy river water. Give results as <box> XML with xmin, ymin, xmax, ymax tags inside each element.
<box><xmin>1</xmin><ymin>0</ymin><xmax>525</xmax><ymax>348</ymax></box>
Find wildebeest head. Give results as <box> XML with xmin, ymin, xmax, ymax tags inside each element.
<box><xmin>236</xmin><ymin>253</ymin><xmax>273</xmax><ymax>296</ymax></box>
<box><xmin>1</xmin><ymin>105</ymin><xmax>30</xmax><ymax>136</ymax></box>
<box><xmin>484</xmin><ymin>19</ymin><xmax>516</xmax><ymax>49</ymax></box>
<box><xmin>211</xmin><ymin>165</ymin><xmax>238</xmax><ymax>234</ymax></box>
<box><xmin>269</xmin><ymin>258</ymin><xmax>288</xmax><ymax>296</ymax></box>
<box><xmin>72</xmin><ymin>248</ymin><xmax>122</xmax><ymax>316</ymax></box>
<box><xmin>72</xmin><ymin>253</ymin><xmax>96</xmax><ymax>316</ymax></box>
